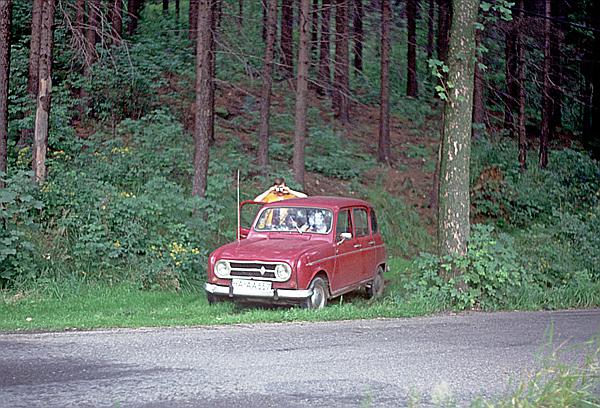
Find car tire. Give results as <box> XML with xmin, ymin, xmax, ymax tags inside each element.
<box><xmin>366</xmin><ymin>266</ymin><xmax>385</xmax><ymax>299</ymax></box>
<box><xmin>304</xmin><ymin>276</ymin><xmax>328</xmax><ymax>310</ymax></box>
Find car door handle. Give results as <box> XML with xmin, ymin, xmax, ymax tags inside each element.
<box><xmin>368</xmin><ymin>241</ymin><xmax>376</xmax><ymax>246</ymax></box>
<box><xmin>353</xmin><ymin>244</ymin><xmax>362</xmax><ymax>248</ymax></box>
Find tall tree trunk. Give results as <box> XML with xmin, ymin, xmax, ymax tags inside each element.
<box><xmin>33</xmin><ymin>0</ymin><xmax>56</xmax><ymax>184</ymax></box>
<box><xmin>406</xmin><ymin>0</ymin><xmax>418</xmax><ymax>96</ymax></box>
<box><xmin>471</xmin><ymin>28</ymin><xmax>484</xmax><ymax>138</ymax></box>
<box><xmin>333</xmin><ymin>0</ymin><xmax>349</xmax><ymax>123</ymax></box>
<box><xmin>436</xmin><ymin>0</ymin><xmax>450</xmax><ymax>62</ymax></box>
<box><xmin>352</xmin><ymin>0</ymin><xmax>363</xmax><ymax>73</ymax></box>
<box><xmin>317</xmin><ymin>0</ymin><xmax>332</xmax><ymax>95</ymax></box>
<box><xmin>437</xmin><ymin>0</ymin><xmax>478</xmax><ymax>263</ymax></box>
<box><xmin>280</xmin><ymin>0</ymin><xmax>294</xmax><ymax>78</ymax></box>
<box><xmin>539</xmin><ymin>0</ymin><xmax>551</xmax><ymax>168</ymax></box>
<box><xmin>192</xmin><ymin>0</ymin><xmax>213</xmax><ymax>198</ymax></box>
<box><xmin>189</xmin><ymin>0</ymin><xmax>198</xmax><ymax>40</ymax></box>
<box><xmin>311</xmin><ymin>0</ymin><xmax>319</xmax><ymax>56</ymax></box>
<box><xmin>426</xmin><ymin>0</ymin><xmax>434</xmax><ymax>60</ymax></box>
<box><xmin>112</xmin><ymin>0</ymin><xmax>123</xmax><ymax>45</ymax></box>
<box><xmin>28</xmin><ymin>0</ymin><xmax>44</xmax><ymax>98</ymax></box>
<box><xmin>516</xmin><ymin>0</ymin><xmax>527</xmax><ymax>170</ymax></box>
<box><xmin>293</xmin><ymin>0</ymin><xmax>311</xmax><ymax>188</ymax></box>
<box><xmin>504</xmin><ymin>19</ymin><xmax>517</xmax><ymax>136</ymax></box>
<box><xmin>0</xmin><ymin>0</ymin><xmax>11</xmax><ymax>184</ymax></box>
<box><xmin>378</xmin><ymin>0</ymin><xmax>391</xmax><ymax>163</ymax></box>
<box><xmin>258</xmin><ymin>0</ymin><xmax>277</xmax><ymax>171</ymax></box>
<box><xmin>127</xmin><ymin>0</ymin><xmax>140</xmax><ymax>36</ymax></box>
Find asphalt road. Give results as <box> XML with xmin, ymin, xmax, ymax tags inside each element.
<box><xmin>1</xmin><ymin>309</ymin><xmax>599</xmax><ymax>408</ymax></box>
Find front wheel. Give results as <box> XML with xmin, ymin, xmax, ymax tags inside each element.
<box><xmin>366</xmin><ymin>266</ymin><xmax>385</xmax><ymax>299</ymax></box>
<box><xmin>304</xmin><ymin>277</ymin><xmax>328</xmax><ymax>310</ymax></box>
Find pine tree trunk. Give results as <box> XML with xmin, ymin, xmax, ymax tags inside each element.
<box><xmin>516</xmin><ymin>0</ymin><xmax>527</xmax><ymax>170</ymax></box>
<box><xmin>352</xmin><ymin>0</ymin><xmax>363</xmax><ymax>73</ymax></box>
<box><xmin>471</xmin><ymin>28</ymin><xmax>484</xmax><ymax>138</ymax></box>
<box><xmin>258</xmin><ymin>0</ymin><xmax>277</xmax><ymax>171</ymax></box>
<box><xmin>189</xmin><ymin>0</ymin><xmax>198</xmax><ymax>40</ymax></box>
<box><xmin>192</xmin><ymin>0</ymin><xmax>213</xmax><ymax>198</ymax></box>
<box><xmin>317</xmin><ymin>0</ymin><xmax>332</xmax><ymax>95</ymax></box>
<box><xmin>426</xmin><ymin>0</ymin><xmax>434</xmax><ymax>60</ymax></box>
<box><xmin>127</xmin><ymin>0</ymin><xmax>140</xmax><ymax>36</ymax></box>
<box><xmin>333</xmin><ymin>0</ymin><xmax>349</xmax><ymax>123</ymax></box>
<box><xmin>112</xmin><ymin>0</ymin><xmax>123</xmax><ymax>45</ymax></box>
<box><xmin>436</xmin><ymin>0</ymin><xmax>450</xmax><ymax>62</ymax></box>
<box><xmin>378</xmin><ymin>0</ymin><xmax>391</xmax><ymax>163</ymax></box>
<box><xmin>539</xmin><ymin>0</ymin><xmax>551</xmax><ymax>168</ymax></box>
<box><xmin>293</xmin><ymin>0</ymin><xmax>311</xmax><ymax>188</ymax></box>
<box><xmin>0</xmin><ymin>0</ymin><xmax>11</xmax><ymax>184</ymax></box>
<box><xmin>437</xmin><ymin>0</ymin><xmax>478</xmax><ymax>264</ymax></box>
<box><xmin>32</xmin><ymin>0</ymin><xmax>56</xmax><ymax>184</ymax></box>
<box><xmin>406</xmin><ymin>0</ymin><xmax>418</xmax><ymax>97</ymax></box>
<box><xmin>280</xmin><ymin>0</ymin><xmax>294</xmax><ymax>78</ymax></box>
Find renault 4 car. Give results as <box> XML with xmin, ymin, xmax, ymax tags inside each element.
<box><xmin>204</xmin><ymin>196</ymin><xmax>387</xmax><ymax>309</ymax></box>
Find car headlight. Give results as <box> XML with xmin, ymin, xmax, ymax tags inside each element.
<box><xmin>274</xmin><ymin>263</ymin><xmax>292</xmax><ymax>281</ymax></box>
<box><xmin>214</xmin><ymin>260</ymin><xmax>231</xmax><ymax>278</ymax></box>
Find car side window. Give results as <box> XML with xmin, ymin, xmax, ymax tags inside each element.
<box><xmin>335</xmin><ymin>209</ymin><xmax>352</xmax><ymax>240</ymax></box>
<box><xmin>353</xmin><ymin>208</ymin><xmax>369</xmax><ymax>237</ymax></box>
<box><xmin>370</xmin><ymin>208</ymin><xmax>378</xmax><ymax>234</ymax></box>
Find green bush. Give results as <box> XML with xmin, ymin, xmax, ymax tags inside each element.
<box><xmin>408</xmin><ymin>224</ymin><xmax>525</xmax><ymax>310</ymax></box>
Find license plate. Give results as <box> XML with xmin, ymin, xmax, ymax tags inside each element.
<box><xmin>232</xmin><ymin>279</ymin><xmax>272</xmax><ymax>295</ymax></box>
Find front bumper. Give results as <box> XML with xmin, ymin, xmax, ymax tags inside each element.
<box><xmin>205</xmin><ymin>282</ymin><xmax>313</xmax><ymax>300</ymax></box>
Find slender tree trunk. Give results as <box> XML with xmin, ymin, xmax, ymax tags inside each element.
<box><xmin>333</xmin><ymin>0</ymin><xmax>349</xmax><ymax>123</ymax></box>
<box><xmin>293</xmin><ymin>0</ymin><xmax>311</xmax><ymax>188</ymax></box>
<box><xmin>352</xmin><ymin>0</ymin><xmax>363</xmax><ymax>73</ymax></box>
<box><xmin>280</xmin><ymin>0</ymin><xmax>294</xmax><ymax>78</ymax></box>
<box><xmin>426</xmin><ymin>0</ymin><xmax>434</xmax><ymax>60</ymax></box>
<box><xmin>539</xmin><ymin>0</ymin><xmax>551</xmax><ymax>168</ymax></box>
<box><xmin>0</xmin><ymin>0</ymin><xmax>11</xmax><ymax>184</ymax></box>
<box><xmin>437</xmin><ymin>0</ymin><xmax>478</xmax><ymax>263</ymax></box>
<box><xmin>318</xmin><ymin>0</ymin><xmax>332</xmax><ymax>95</ymax></box>
<box><xmin>504</xmin><ymin>19</ymin><xmax>517</xmax><ymax>136</ymax></box>
<box><xmin>378</xmin><ymin>0</ymin><xmax>391</xmax><ymax>163</ymax></box>
<box><xmin>189</xmin><ymin>0</ymin><xmax>198</xmax><ymax>40</ymax></box>
<box><xmin>311</xmin><ymin>0</ymin><xmax>319</xmax><ymax>56</ymax></box>
<box><xmin>258</xmin><ymin>0</ymin><xmax>277</xmax><ymax>171</ymax></box>
<box><xmin>112</xmin><ymin>0</ymin><xmax>123</xmax><ymax>45</ymax></box>
<box><xmin>33</xmin><ymin>0</ymin><xmax>56</xmax><ymax>184</ymax></box>
<box><xmin>192</xmin><ymin>0</ymin><xmax>213</xmax><ymax>198</ymax></box>
<box><xmin>516</xmin><ymin>0</ymin><xmax>527</xmax><ymax>170</ymax></box>
<box><xmin>436</xmin><ymin>0</ymin><xmax>450</xmax><ymax>62</ymax></box>
<box><xmin>471</xmin><ymin>28</ymin><xmax>484</xmax><ymax>137</ymax></box>
<box><xmin>406</xmin><ymin>0</ymin><xmax>418</xmax><ymax>96</ymax></box>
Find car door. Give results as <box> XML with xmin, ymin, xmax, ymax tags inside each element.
<box><xmin>331</xmin><ymin>208</ymin><xmax>363</xmax><ymax>292</ymax></box>
<box><xmin>351</xmin><ymin>207</ymin><xmax>372</xmax><ymax>281</ymax></box>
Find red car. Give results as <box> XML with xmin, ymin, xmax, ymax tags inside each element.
<box><xmin>205</xmin><ymin>196</ymin><xmax>387</xmax><ymax>309</ymax></box>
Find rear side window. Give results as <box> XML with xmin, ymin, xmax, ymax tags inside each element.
<box><xmin>335</xmin><ymin>209</ymin><xmax>352</xmax><ymax>240</ymax></box>
<box><xmin>353</xmin><ymin>208</ymin><xmax>369</xmax><ymax>237</ymax></box>
<box><xmin>370</xmin><ymin>209</ymin><xmax>378</xmax><ymax>234</ymax></box>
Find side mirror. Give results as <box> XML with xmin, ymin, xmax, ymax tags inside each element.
<box><xmin>337</xmin><ymin>232</ymin><xmax>352</xmax><ymax>244</ymax></box>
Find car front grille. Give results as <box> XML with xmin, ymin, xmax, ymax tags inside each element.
<box><xmin>230</xmin><ymin>262</ymin><xmax>277</xmax><ymax>280</ymax></box>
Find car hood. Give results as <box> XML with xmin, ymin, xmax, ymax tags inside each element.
<box><xmin>215</xmin><ymin>237</ymin><xmax>331</xmax><ymax>262</ymax></box>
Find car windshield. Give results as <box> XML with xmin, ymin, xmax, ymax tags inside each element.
<box><xmin>254</xmin><ymin>207</ymin><xmax>333</xmax><ymax>234</ymax></box>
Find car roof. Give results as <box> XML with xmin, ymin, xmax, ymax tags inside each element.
<box><xmin>261</xmin><ymin>196</ymin><xmax>372</xmax><ymax>211</ymax></box>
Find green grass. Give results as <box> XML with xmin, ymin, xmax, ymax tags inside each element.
<box><xmin>0</xmin><ymin>258</ymin><xmax>449</xmax><ymax>332</ymax></box>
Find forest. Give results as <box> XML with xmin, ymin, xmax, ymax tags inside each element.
<box><xmin>0</xmin><ymin>0</ymin><xmax>599</xmax><ymax>317</ymax></box>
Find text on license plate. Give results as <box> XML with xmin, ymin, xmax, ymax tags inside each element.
<box><xmin>232</xmin><ymin>279</ymin><xmax>272</xmax><ymax>293</ymax></box>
